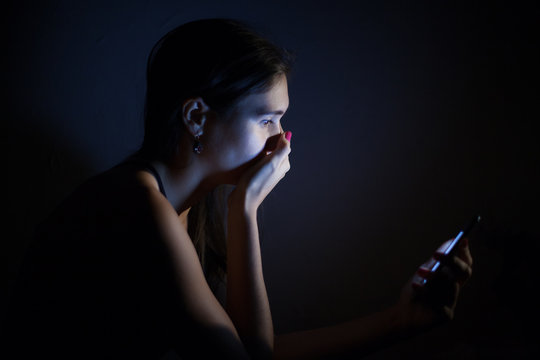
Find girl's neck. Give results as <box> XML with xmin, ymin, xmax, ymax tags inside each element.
<box><xmin>150</xmin><ymin>158</ymin><xmax>215</xmax><ymax>215</ymax></box>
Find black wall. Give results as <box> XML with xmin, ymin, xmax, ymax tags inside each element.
<box><xmin>4</xmin><ymin>0</ymin><xmax>539</xmax><ymax>358</ymax></box>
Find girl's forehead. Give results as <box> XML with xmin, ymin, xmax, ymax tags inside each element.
<box><xmin>234</xmin><ymin>75</ymin><xmax>289</xmax><ymax>116</ymax></box>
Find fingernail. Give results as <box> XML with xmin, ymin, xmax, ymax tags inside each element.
<box><xmin>284</xmin><ymin>131</ymin><xmax>292</xmax><ymax>142</ymax></box>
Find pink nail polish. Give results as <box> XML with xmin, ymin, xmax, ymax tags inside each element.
<box><xmin>285</xmin><ymin>131</ymin><xmax>292</xmax><ymax>142</ymax></box>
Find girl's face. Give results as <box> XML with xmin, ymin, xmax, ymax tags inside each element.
<box><xmin>203</xmin><ymin>74</ymin><xmax>289</xmax><ymax>184</ymax></box>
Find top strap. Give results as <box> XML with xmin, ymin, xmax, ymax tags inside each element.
<box><xmin>119</xmin><ymin>157</ymin><xmax>167</xmax><ymax>198</ymax></box>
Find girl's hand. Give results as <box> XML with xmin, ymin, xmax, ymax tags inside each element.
<box><xmin>395</xmin><ymin>238</ymin><xmax>473</xmax><ymax>332</ymax></box>
<box><xmin>229</xmin><ymin>131</ymin><xmax>292</xmax><ymax>213</ymax></box>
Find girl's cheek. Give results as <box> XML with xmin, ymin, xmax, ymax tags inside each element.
<box><xmin>224</xmin><ymin>124</ymin><xmax>267</xmax><ymax>165</ymax></box>
<box><xmin>240</xmin><ymin>138</ymin><xmax>264</xmax><ymax>162</ymax></box>
<box><xmin>220</xmin><ymin>136</ymin><xmax>261</xmax><ymax>168</ymax></box>
<box><xmin>239</xmin><ymin>128</ymin><xmax>266</xmax><ymax>157</ymax></box>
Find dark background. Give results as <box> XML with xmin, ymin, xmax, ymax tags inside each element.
<box><xmin>3</xmin><ymin>0</ymin><xmax>539</xmax><ymax>358</ymax></box>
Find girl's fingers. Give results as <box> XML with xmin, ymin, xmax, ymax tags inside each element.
<box><xmin>273</xmin><ymin>132</ymin><xmax>292</xmax><ymax>158</ymax></box>
<box><xmin>266</xmin><ymin>133</ymin><xmax>291</xmax><ymax>173</ymax></box>
<box><xmin>263</xmin><ymin>132</ymin><xmax>282</xmax><ymax>153</ymax></box>
<box><xmin>433</xmin><ymin>236</ymin><xmax>473</xmax><ymax>274</ymax></box>
<box><xmin>435</xmin><ymin>239</ymin><xmax>453</xmax><ymax>254</ymax></box>
<box><xmin>251</xmin><ymin>133</ymin><xmax>290</xmax><ymax>172</ymax></box>
<box><xmin>434</xmin><ymin>237</ymin><xmax>473</xmax><ymax>268</ymax></box>
<box><xmin>438</xmin><ymin>255</ymin><xmax>472</xmax><ymax>284</ymax></box>
<box><xmin>411</xmin><ymin>273</ymin><xmax>426</xmax><ymax>289</ymax></box>
<box><xmin>457</xmin><ymin>237</ymin><xmax>473</xmax><ymax>267</ymax></box>
<box><xmin>247</xmin><ymin>132</ymin><xmax>291</xmax><ymax>186</ymax></box>
<box><xmin>414</xmin><ymin>237</ymin><xmax>473</xmax><ymax>288</ymax></box>
<box><xmin>232</xmin><ymin>132</ymin><xmax>293</xmax><ymax>209</ymax></box>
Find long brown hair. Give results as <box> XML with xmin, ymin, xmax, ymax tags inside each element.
<box><xmin>187</xmin><ymin>185</ymin><xmax>230</xmax><ymax>293</ymax></box>
<box><xmin>138</xmin><ymin>18</ymin><xmax>294</xmax><ymax>289</ymax></box>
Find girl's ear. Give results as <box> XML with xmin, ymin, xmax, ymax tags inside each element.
<box><xmin>181</xmin><ymin>97</ymin><xmax>212</xmax><ymax>137</ymax></box>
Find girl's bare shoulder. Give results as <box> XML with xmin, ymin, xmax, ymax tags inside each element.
<box><xmin>103</xmin><ymin>164</ymin><xmax>179</xmax><ymax>225</ymax></box>
<box><xmin>44</xmin><ymin>164</ymin><xmax>178</xmax><ymax>235</ymax></box>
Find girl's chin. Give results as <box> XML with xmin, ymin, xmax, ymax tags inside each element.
<box><xmin>220</xmin><ymin>159</ymin><xmax>256</xmax><ymax>185</ymax></box>
<box><xmin>211</xmin><ymin>151</ymin><xmax>262</xmax><ymax>185</ymax></box>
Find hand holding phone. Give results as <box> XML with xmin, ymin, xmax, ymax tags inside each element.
<box><xmin>414</xmin><ymin>215</ymin><xmax>481</xmax><ymax>287</ymax></box>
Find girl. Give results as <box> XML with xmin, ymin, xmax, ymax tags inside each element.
<box><xmin>6</xmin><ymin>19</ymin><xmax>473</xmax><ymax>359</ymax></box>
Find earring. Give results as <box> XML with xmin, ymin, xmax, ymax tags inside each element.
<box><xmin>193</xmin><ymin>134</ymin><xmax>203</xmax><ymax>154</ymax></box>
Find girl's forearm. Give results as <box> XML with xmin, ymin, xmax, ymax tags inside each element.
<box><xmin>226</xmin><ymin>201</ymin><xmax>274</xmax><ymax>359</ymax></box>
<box><xmin>273</xmin><ymin>305</ymin><xmax>407</xmax><ymax>359</ymax></box>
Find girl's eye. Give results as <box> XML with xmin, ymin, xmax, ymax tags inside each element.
<box><xmin>262</xmin><ymin>119</ymin><xmax>274</xmax><ymax>126</ymax></box>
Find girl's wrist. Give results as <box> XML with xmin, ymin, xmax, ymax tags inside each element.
<box><xmin>385</xmin><ymin>304</ymin><xmax>406</xmax><ymax>334</ymax></box>
<box><xmin>228</xmin><ymin>188</ymin><xmax>258</xmax><ymax>217</ymax></box>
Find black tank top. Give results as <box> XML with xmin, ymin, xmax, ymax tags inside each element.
<box><xmin>7</xmin><ymin>157</ymin><xmax>173</xmax><ymax>358</ymax></box>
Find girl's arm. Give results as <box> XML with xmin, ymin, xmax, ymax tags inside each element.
<box><xmin>224</xmin><ymin>132</ymin><xmax>292</xmax><ymax>359</ymax></box>
<box><xmin>273</xmin><ymin>305</ymin><xmax>402</xmax><ymax>359</ymax></box>
<box><xmin>224</xmin><ymin>129</ymin><xmax>473</xmax><ymax>359</ymax></box>
<box><xmin>143</xmin><ymin>188</ymin><xmax>250</xmax><ymax>359</ymax></box>
<box><xmin>226</xmin><ymin>199</ymin><xmax>274</xmax><ymax>359</ymax></box>
<box><xmin>273</xmin><ymin>238</ymin><xmax>474</xmax><ymax>359</ymax></box>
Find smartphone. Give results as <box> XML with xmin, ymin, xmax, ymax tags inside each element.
<box><xmin>417</xmin><ymin>215</ymin><xmax>481</xmax><ymax>286</ymax></box>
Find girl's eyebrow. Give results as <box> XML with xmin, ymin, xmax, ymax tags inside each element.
<box><xmin>254</xmin><ymin>107</ymin><xmax>286</xmax><ymax>116</ymax></box>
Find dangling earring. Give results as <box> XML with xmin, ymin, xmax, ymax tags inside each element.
<box><xmin>193</xmin><ymin>134</ymin><xmax>203</xmax><ymax>154</ymax></box>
